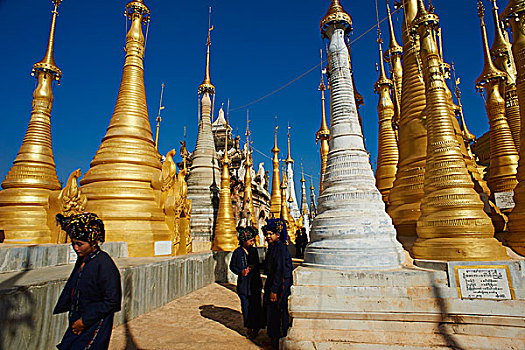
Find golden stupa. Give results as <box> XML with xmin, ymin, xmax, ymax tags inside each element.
<box><xmin>212</xmin><ymin>128</ymin><xmax>237</xmax><ymax>252</ymax></box>
<box><xmin>387</xmin><ymin>0</ymin><xmax>427</xmax><ymax>239</ymax></box>
<box><xmin>411</xmin><ymin>0</ymin><xmax>508</xmax><ymax>260</ymax></box>
<box><xmin>374</xmin><ymin>29</ymin><xmax>398</xmax><ymax>205</ymax></box>
<box><xmin>79</xmin><ymin>0</ymin><xmax>171</xmax><ymax>257</ymax></box>
<box><xmin>0</xmin><ymin>0</ymin><xmax>65</xmax><ymax>244</ymax></box>
<box><xmin>475</xmin><ymin>2</ymin><xmax>518</xmax><ymax>197</ymax></box>
<box><xmin>501</xmin><ymin>0</ymin><xmax>525</xmax><ymax>255</ymax></box>
<box><xmin>270</xmin><ymin>126</ymin><xmax>282</xmax><ymax>218</ymax></box>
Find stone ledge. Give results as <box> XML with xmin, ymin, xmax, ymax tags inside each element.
<box><xmin>0</xmin><ymin>242</ymin><xmax>128</xmax><ymax>273</ymax></box>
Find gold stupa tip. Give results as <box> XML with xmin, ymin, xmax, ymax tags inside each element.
<box><xmin>490</xmin><ymin>0</ymin><xmax>511</xmax><ymax>57</ymax></box>
<box><xmin>32</xmin><ymin>0</ymin><xmax>62</xmax><ymax>82</ymax></box>
<box><xmin>374</xmin><ymin>35</ymin><xmax>393</xmax><ymax>93</ymax></box>
<box><xmin>385</xmin><ymin>0</ymin><xmax>403</xmax><ymax>58</ymax></box>
<box><xmin>320</xmin><ymin>0</ymin><xmax>353</xmax><ymax>37</ymax></box>
<box><xmin>272</xmin><ymin>126</ymin><xmax>280</xmax><ymax>154</ymax></box>
<box><xmin>301</xmin><ymin>164</ymin><xmax>305</xmax><ymax>182</ymax></box>
<box><xmin>476</xmin><ymin>0</ymin><xmax>506</xmax><ymax>88</ymax></box>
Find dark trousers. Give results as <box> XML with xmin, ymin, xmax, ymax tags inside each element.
<box><xmin>239</xmin><ymin>293</ymin><xmax>264</xmax><ymax>330</ymax></box>
<box><xmin>264</xmin><ymin>283</ymin><xmax>291</xmax><ymax>340</ymax></box>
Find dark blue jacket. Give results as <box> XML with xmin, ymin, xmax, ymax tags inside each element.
<box><xmin>229</xmin><ymin>246</ymin><xmax>263</xmax><ymax>296</ymax></box>
<box><xmin>264</xmin><ymin>240</ymin><xmax>293</xmax><ymax>295</ymax></box>
<box><xmin>54</xmin><ymin>249</ymin><xmax>122</xmax><ymax>327</ymax></box>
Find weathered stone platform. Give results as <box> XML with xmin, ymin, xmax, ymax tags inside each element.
<box><xmin>283</xmin><ymin>264</ymin><xmax>525</xmax><ymax>349</ymax></box>
<box><xmin>0</xmin><ymin>249</ymin><xmax>215</xmax><ymax>350</ymax></box>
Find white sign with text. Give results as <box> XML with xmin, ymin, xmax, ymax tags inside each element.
<box><xmin>456</xmin><ymin>266</ymin><xmax>513</xmax><ymax>300</ymax></box>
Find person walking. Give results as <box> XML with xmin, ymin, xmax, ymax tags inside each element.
<box><xmin>54</xmin><ymin>213</ymin><xmax>122</xmax><ymax>350</ymax></box>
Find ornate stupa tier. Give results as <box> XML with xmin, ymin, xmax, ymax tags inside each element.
<box><xmin>187</xmin><ymin>92</ymin><xmax>221</xmax><ymax>250</ymax></box>
<box><xmin>79</xmin><ymin>0</ymin><xmax>171</xmax><ymax>257</ymax></box>
<box><xmin>501</xmin><ymin>1</ymin><xmax>525</xmax><ymax>254</ymax></box>
<box><xmin>270</xmin><ymin>127</ymin><xmax>282</xmax><ymax>218</ymax></box>
<box><xmin>304</xmin><ymin>2</ymin><xmax>404</xmax><ymax>270</ymax></box>
<box><xmin>212</xmin><ymin>134</ymin><xmax>237</xmax><ymax>251</ymax></box>
<box><xmin>476</xmin><ymin>2</ymin><xmax>518</xmax><ymax>195</ymax></box>
<box><xmin>387</xmin><ymin>0</ymin><xmax>427</xmax><ymax>238</ymax></box>
<box><xmin>412</xmin><ymin>0</ymin><xmax>507</xmax><ymax>260</ymax></box>
<box><xmin>0</xmin><ymin>0</ymin><xmax>62</xmax><ymax>244</ymax></box>
<box><xmin>285</xmin><ymin>128</ymin><xmax>301</xmax><ymax>220</ymax></box>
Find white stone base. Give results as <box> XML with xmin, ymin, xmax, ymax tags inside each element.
<box><xmin>282</xmin><ymin>266</ymin><xmax>525</xmax><ymax>349</ymax></box>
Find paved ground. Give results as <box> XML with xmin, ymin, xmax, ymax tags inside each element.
<box><xmin>109</xmin><ymin>283</ymin><xmax>273</xmax><ymax>350</ymax></box>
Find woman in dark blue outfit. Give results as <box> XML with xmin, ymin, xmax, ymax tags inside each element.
<box><xmin>229</xmin><ymin>226</ymin><xmax>264</xmax><ymax>339</ymax></box>
<box><xmin>54</xmin><ymin>213</ymin><xmax>122</xmax><ymax>350</ymax></box>
<box><xmin>262</xmin><ymin>219</ymin><xmax>293</xmax><ymax>349</ymax></box>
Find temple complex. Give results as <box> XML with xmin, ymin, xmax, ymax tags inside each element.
<box><xmin>1</xmin><ymin>0</ymin><xmax>525</xmax><ymax>349</ymax></box>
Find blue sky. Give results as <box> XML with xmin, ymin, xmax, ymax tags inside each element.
<box><xmin>0</xmin><ymin>0</ymin><xmax>501</xmax><ymax>199</ymax></box>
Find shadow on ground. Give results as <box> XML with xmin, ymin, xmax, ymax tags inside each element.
<box><xmin>199</xmin><ymin>283</ymin><xmax>273</xmax><ymax>349</ymax></box>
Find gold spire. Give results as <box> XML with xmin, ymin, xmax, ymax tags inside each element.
<box><xmin>242</xmin><ymin>112</ymin><xmax>257</xmax><ymax>228</ymax></box>
<box><xmin>32</xmin><ymin>0</ymin><xmax>62</xmax><ymax>82</ymax></box>
<box><xmin>411</xmin><ymin>0</ymin><xmax>508</xmax><ymax>260</ymax></box>
<box><xmin>199</xmin><ymin>7</ymin><xmax>215</xmax><ymax>95</ymax></box>
<box><xmin>386</xmin><ymin>0</ymin><xmax>402</xmax><ymax>57</ymax></box>
<box><xmin>320</xmin><ymin>0</ymin><xmax>352</xmax><ymax>38</ymax></box>
<box><xmin>316</xmin><ymin>50</ymin><xmax>330</xmax><ymax>195</ymax></box>
<box><xmin>385</xmin><ymin>0</ymin><xmax>403</xmax><ymax>131</ymax></box>
<box><xmin>476</xmin><ymin>3</ymin><xmax>507</xmax><ymax>85</ymax></box>
<box><xmin>280</xmin><ymin>172</ymin><xmax>296</xmax><ymax>244</ymax></box>
<box><xmin>475</xmin><ymin>0</ymin><xmax>518</xmax><ymax>196</ymax></box>
<box><xmin>270</xmin><ymin>125</ymin><xmax>282</xmax><ymax>218</ymax></box>
<box><xmin>154</xmin><ymin>83</ymin><xmax>165</xmax><ymax>150</ymax></box>
<box><xmin>301</xmin><ymin>163</ymin><xmax>305</xmax><ymax>183</ymax></box>
<box><xmin>212</xmin><ymin>125</ymin><xmax>237</xmax><ymax>251</ymax></box>
<box><xmin>489</xmin><ymin>0</ymin><xmax>511</xmax><ymax>64</ymax></box>
<box><xmin>0</xmin><ymin>0</ymin><xmax>63</xmax><ymax>244</ymax></box>
<box><xmin>285</xmin><ymin>125</ymin><xmax>294</xmax><ymax>163</ymax></box>
<box><xmin>374</xmin><ymin>28</ymin><xmax>398</xmax><ymax>205</ymax></box>
<box><xmin>80</xmin><ymin>0</ymin><xmax>172</xmax><ymax>257</ymax></box>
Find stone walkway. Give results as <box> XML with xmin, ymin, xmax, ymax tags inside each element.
<box><xmin>109</xmin><ymin>283</ymin><xmax>273</xmax><ymax>350</ymax></box>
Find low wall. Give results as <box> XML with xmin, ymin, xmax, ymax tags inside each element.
<box><xmin>0</xmin><ymin>242</ymin><xmax>128</xmax><ymax>273</ymax></box>
<box><xmin>0</xmin><ymin>251</ymin><xmax>215</xmax><ymax>350</ymax></box>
